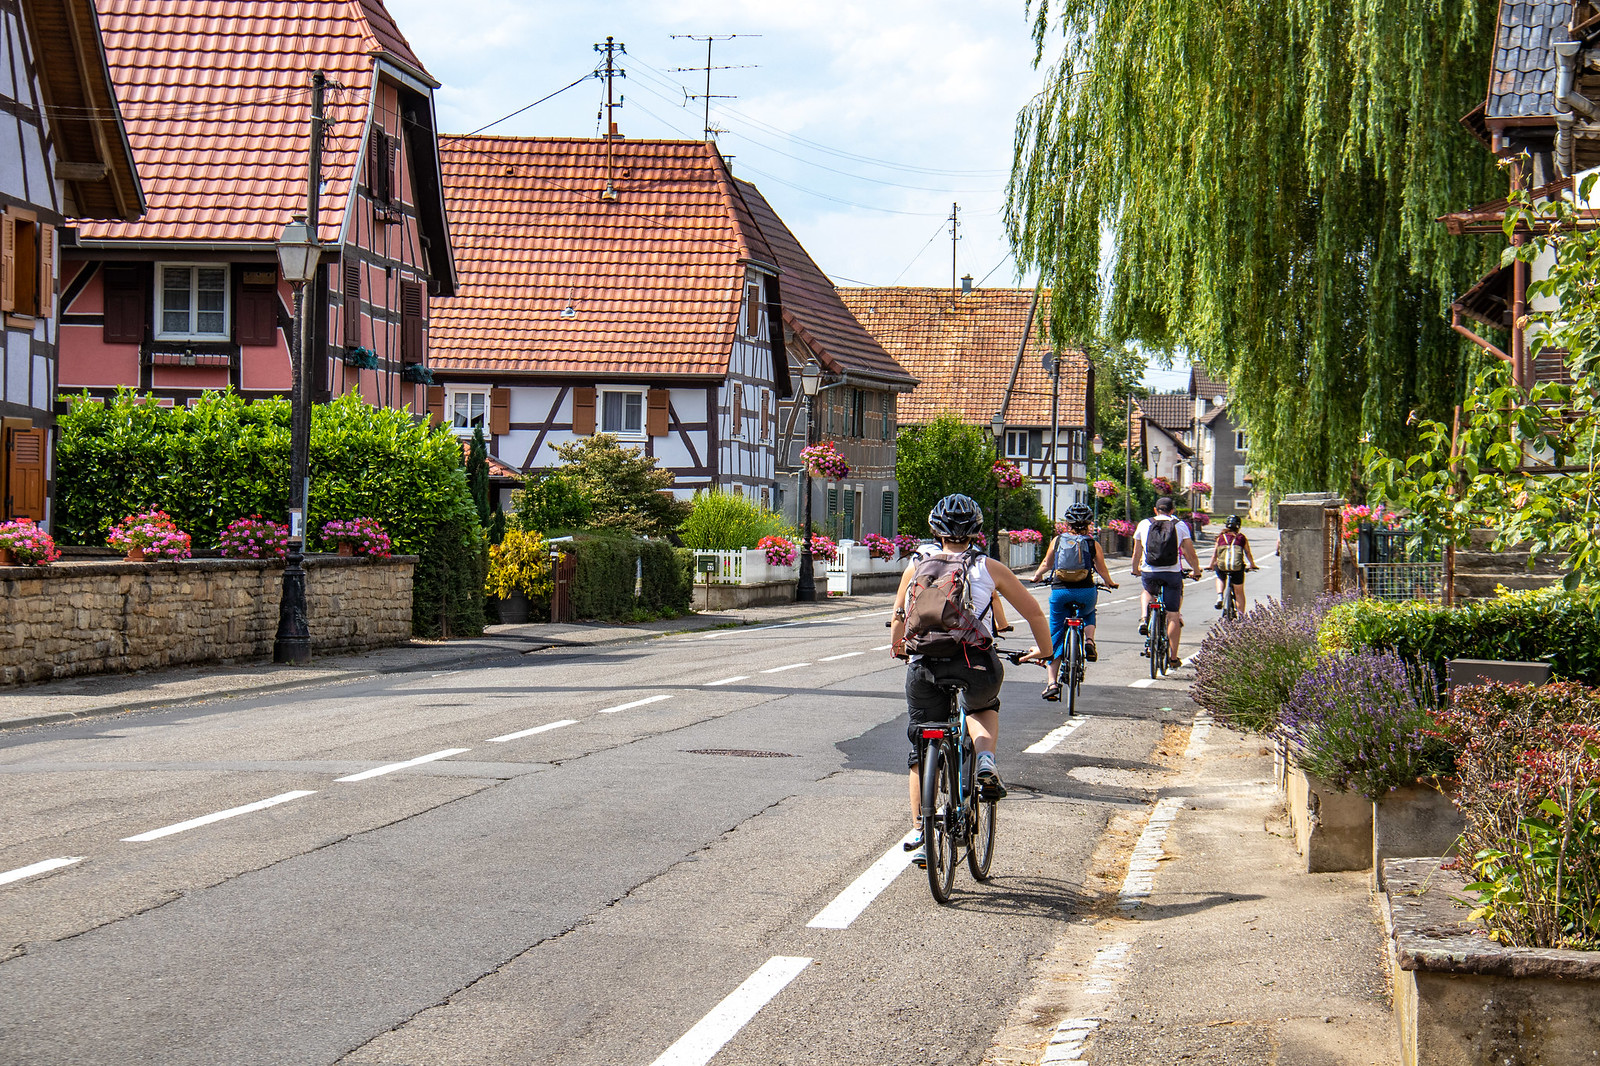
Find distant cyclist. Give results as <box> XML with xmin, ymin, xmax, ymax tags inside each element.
<box><xmin>1130</xmin><ymin>497</ymin><xmax>1203</xmax><ymax>667</ymax></box>
<box><xmin>1208</xmin><ymin>514</ymin><xmax>1258</xmax><ymax>616</ymax></box>
<box><xmin>1032</xmin><ymin>502</ymin><xmax>1118</xmax><ymax>701</ymax></box>
<box><xmin>889</xmin><ymin>494</ymin><xmax>1052</xmax><ymax>863</ymax></box>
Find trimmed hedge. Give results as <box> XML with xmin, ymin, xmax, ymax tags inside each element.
<box><xmin>1318</xmin><ymin>586</ymin><xmax>1600</xmax><ymax>683</ymax></box>
<box><xmin>566</xmin><ymin>534</ymin><xmax>692</xmax><ymax>622</ymax></box>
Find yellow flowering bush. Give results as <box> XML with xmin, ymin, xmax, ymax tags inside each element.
<box><xmin>486</xmin><ymin>528</ymin><xmax>553</xmax><ymax>600</ymax></box>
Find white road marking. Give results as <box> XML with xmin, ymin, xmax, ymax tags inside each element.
<box><xmin>1119</xmin><ymin>797</ymin><xmax>1182</xmax><ymax>912</ymax></box>
<box><xmin>807</xmin><ymin>831</ymin><xmax>919</xmax><ymax>929</ymax></box>
<box><xmin>1041</xmin><ymin>1017</ymin><xmax>1102</xmax><ymax>1062</ymax></box>
<box><xmin>1184</xmin><ymin>712</ymin><xmax>1213</xmax><ymax>759</ymax></box>
<box><xmin>336</xmin><ymin>749</ymin><xmax>470</xmax><ymax>782</ymax></box>
<box><xmin>599</xmin><ymin>694</ymin><xmax>674</xmax><ymax>714</ymax></box>
<box><xmin>704</xmin><ymin>675</ymin><xmax>749</xmax><ymax>686</ymax></box>
<box><xmin>1024</xmin><ymin>716</ymin><xmax>1088</xmax><ymax>754</ymax></box>
<box><xmin>648</xmin><ymin>955</ymin><xmax>812</xmax><ymax>1066</ymax></box>
<box><xmin>1128</xmin><ymin>678</ymin><xmax>1155</xmax><ymax>688</ymax></box>
<box><xmin>0</xmin><ymin>856</ymin><xmax>84</xmax><ymax>886</ymax></box>
<box><xmin>1083</xmin><ymin>941</ymin><xmax>1132</xmax><ymax>995</ymax></box>
<box><xmin>486</xmin><ymin>720</ymin><xmax>576</xmax><ymax>743</ymax></box>
<box><xmin>871</xmin><ymin>644</ymin><xmax>892</xmax><ymax>651</ymax></box>
<box><xmin>122</xmin><ymin>790</ymin><xmax>317</xmax><ymax>842</ymax></box>
<box><xmin>819</xmin><ymin>652</ymin><xmax>864</xmax><ymax>662</ymax></box>
<box><xmin>760</xmin><ymin>662</ymin><xmax>810</xmax><ymax>674</ymax></box>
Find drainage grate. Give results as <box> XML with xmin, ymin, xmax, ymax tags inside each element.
<box><xmin>683</xmin><ymin>748</ymin><xmax>796</xmax><ymax>759</ymax></box>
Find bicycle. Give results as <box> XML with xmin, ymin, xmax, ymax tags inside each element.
<box><xmin>916</xmin><ymin>646</ymin><xmax>1044</xmax><ymax>904</ymax></box>
<box><xmin>1142</xmin><ymin>573</ymin><xmax>1199</xmax><ymax>678</ymax></box>
<box><xmin>1052</xmin><ymin>582</ymin><xmax>1112</xmax><ymax>715</ymax></box>
<box><xmin>1218</xmin><ymin>566</ymin><xmax>1260</xmax><ymax>622</ymax></box>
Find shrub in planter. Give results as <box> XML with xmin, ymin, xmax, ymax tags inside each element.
<box><xmin>320</xmin><ymin>518</ymin><xmax>392</xmax><ymax>557</ymax></box>
<box><xmin>1190</xmin><ymin>595</ymin><xmax>1346</xmax><ymax>733</ymax></box>
<box><xmin>218</xmin><ymin>515</ymin><xmax>289</xmax><ymax>560</ymax></box>
<box><xmin>108</xmin><ymin>510</ymin><xmax>191</xmax><ymax>559</ymax></box>
<box><xmin>1105</xmin><ymin>518</ymin><xmax>1136</xmax><ymax>537</ymax></box>
<box><xmin>678</xmin><ymin>489</ymin><xmax>792</xmax><ymax>550</ymax></box>
<box><xmin>862</xmin><ymin>533</ymin><xmax>895</xmax><ymax>559</ymax></box>
<box><xmin>486</xmin><ymin>528</ymin><xmax>552</xmax><ymax>623</ymax></box>
<box><xmin>1002</xmin><ymin>528</ymin><xmax>1043</xmax><ymax>544</ymax></box>
<box><xmin>0</xmin><ymin>520</ymin><xmax>60</xmax><ymax>565</ymax></box>
<box><xmin>1278</xmin><ymin>649</ymin><xmax>1453</xmax><ymax>800</ymax></box>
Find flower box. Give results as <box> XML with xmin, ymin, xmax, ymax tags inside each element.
<box><xmin>1285</xmin><ymin>761</ymin><xmax>1373</xmax><ymax>873</ymax></box>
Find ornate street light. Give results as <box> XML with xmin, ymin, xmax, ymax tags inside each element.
<box><xmin>795</xmin><ymin>360</ymin><xmax>823</xmax><ymax>602</ymax></box>
<box><xmin>989</xmin><ymin>411</ymin><xmax>1005</xmax><ymax>559</ymax></box>
<box><xmin>273</xmin><ymin>214</ymin><xmax>321</xmax><ymax>664</ymax></box>
<box><xmin>1091</xmin><ymin>433</ymin><xmax>1104</xmax><ymax>524</ymax></box>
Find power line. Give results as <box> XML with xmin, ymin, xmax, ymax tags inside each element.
<box><xmin>891</xmin><ymin>219</ymin><xmax>949</xmax><ymax>284</ymax></box>
<box><xmin>732</xmin><ymin>161</ymin><xmax>950</xmax><ymax>217</ymax></box>
<box><xmin>441</xmin><ymin>67</ymin><xmax>599</xmax><ymax>143</ymax></box>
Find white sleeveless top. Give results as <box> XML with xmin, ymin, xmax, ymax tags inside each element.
<box><xmin>907</xmin><ymin>546</ymin><xmax>997</xmax><ymax>637</ymax></box>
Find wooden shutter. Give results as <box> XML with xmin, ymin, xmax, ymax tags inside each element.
<box><xmin>236</xmin><ymin>284</ymin><xmax>278</xmax><ymax>347</ymax></box>
<box><xmin>102</xmin><ymin>265</ymin><xmax>146</xmax><ymax>344</ymax></box>
<box><xmin>399</xmin><ymin>280</ymin><xmax>424</xmax><ymax>364</ymax></box>
<box><xmin>744</xmin><ymin>283</ymin><xmax>760</xmax><ymax>336</ymax></box>
<box><xmin>881</xmin><ymin>394</ymin><xmax>891</xmax><ymax>440</ymax></box>
<box><xmin>36</xmin><ymin>224</ymin><xmax>53</xmax><ymax>318</ymax></box>
<box><xmin>368</xmin><ymin>129</ymin><xmax>392</xmax><ymax>203</ymax></box>
<box><xmin>843</xmin><ymin>488</ymin><xmax>855</xmax><ymax>536</ymax></box>
<box><xmin>425</xmin><ymin>385</ymin><xmax>444</xmax><ymax>426</ymax></box>
<box><xmin>731</xmin><ymin>383</ymin><xmax>743</xmax><ymax>439</ymax></box>
<box><xmin>342</xmin><ymin>260</ymin><xmax>362</xmax><ymax>347</ymax></box>
<box><xmin>489</xmin><ymin>387</ymin><xmax>511</xmax><ymax>436</ymax></box>
<box><xmin>6</xmin><ymin>428</ymin><xmax>45</xmax><ymax>521</ymax></box>
<box><xmin>0</xmin><ymin>213</ymin><xmax>14</xmax><ymax>313</ymax></box>
<box><xmin>881</xmin><ymin>489</ymin><xmax>896</xmax><ymax>536</ymax></box>
<box><xmin>827</xmin><ymin>486</ymin><xmax>837</xmax><ymax>517</ymax></box>
<box><xmin>1029</xmin><ymin>430</ymin><xmax>1044</xmax><ymax>459</ymax></box>
<box><xmin>646</xmin><ymin>388</ymin><xmax>669</xmax><ymax>436</ymax></box>
<box><xmin>572</xmin><ymin>386</ymin><xmax>596</xmax><ymax>435</ymax></box>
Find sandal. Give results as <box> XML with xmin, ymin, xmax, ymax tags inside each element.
<box><xmin>1042</xmin><ymin>682</ymin><xmax>1062</xmax><ymax>702</ymax></box>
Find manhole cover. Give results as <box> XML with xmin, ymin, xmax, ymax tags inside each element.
<box><xmin>683</xmin><ymin>748</ymin><xmax>796</xmax><ymax>759</ymax></box>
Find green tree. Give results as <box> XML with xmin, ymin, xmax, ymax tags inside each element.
<box><xmin>897</xmin><ymin>413</ymin><xmax>1047</xmax><ymax>537</ymax></box>
<box><xmin>466</xmin><ymin>425</ymin><xmax>491</xmax><ymax>525</ymax></box>
<box><xmin>550</xmin><ymin>433</ymin><xmax>691</xmax><ymax>536</ymax></box>
<box><xmin>512</xmin><ymin>471</ymin><xmax>592</xmax><ymax>534</ymax></box>
<box><xmin>1007</xmin><ymin>0</ymin><xmax>1503</xmax><ymax>494</ymax></box>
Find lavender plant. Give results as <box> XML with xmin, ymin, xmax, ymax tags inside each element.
<box><xmin>1190</xmin><ymin>595</ymin><xmax>1344</xmax><ymax>734</ymax></box>
<box><xmin>1280</xmin><ymin>649</ymin><xmax>1453</xmax><ymax>799</ymax></box>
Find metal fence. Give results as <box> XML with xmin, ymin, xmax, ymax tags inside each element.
<box><xmin>1356</xmin><ymin>528</ymin><xmax>1451</xmax><ymax>604</ymax></box>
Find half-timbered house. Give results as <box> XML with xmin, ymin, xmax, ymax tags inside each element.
<box><xmin>735</xmin><ymin>181</ymin><xmax>917</xmax><ymax>539</ymax></box>
<box><xmin>428</xmin><ymin>136</ymin><xmax>788</xmax><ymax>501</ymax></box>
<box><xmin>1</xmin><ymin>0</ymin><xmax>142</xmax><ymax>528</ymax></box>
<box><xmin>838</xmin><ymin>286</ymin><xmax>1093</xmax><ymax>524</ymax></box>
<box><xmin>55</xmin><ymin>0</ymin><xmax>455</xmax><ymax>412</ymax></box>
<box><xmin>1128</xmin><ymin>392</ymin><xmax>1194</xmax><ymax>490</ymax></box>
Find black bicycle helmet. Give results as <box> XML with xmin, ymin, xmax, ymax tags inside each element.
<box><xmin>928</xmin><ymin>493</ymin><xmax>984</xmax><ymax>539</ymax></box>
<box><xmin>1224</xmin><ymin>514</ymin><xmax>1242</xmax><ymax>531</ymax></box>
<box><xmin>1063</xmin><ymin>502</ymin><xmax>1093</xmax><ymax>526</ymax></box>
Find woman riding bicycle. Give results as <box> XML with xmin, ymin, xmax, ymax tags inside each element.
<box><xmin>1031</xmin><ymin>503</ymin><xmax>1118</xmax><ymax>701</ymax></box>
<box><xmin>1208</xmin><ymin>514</ymin><xmax>1257</xmax><ymax>616</ymax></box>
<box><xmin>889</xmin><ymin>494</ymin><xmax>1051</xmax><ymax>864</ymax></box>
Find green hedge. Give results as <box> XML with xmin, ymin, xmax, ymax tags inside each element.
<box><xmin>565</xmin><ymin>534</ymin><xmax>692</xmax><ymax>622</ymax></box>
<box><xmin>1318</xmin><ymin>586</ymin><xmax>1600</xmax><ymax>683</ymax></box>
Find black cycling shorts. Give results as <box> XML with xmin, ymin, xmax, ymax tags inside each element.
<box><xmin>1214</xmin><ymin>569</ymin><xmax>1246</xmax><ymax>587</ymax></box>
<box><xmin>904</xmin><ymin>648</ymin><xmax>1003</xmax><ymax>768</ymax></box>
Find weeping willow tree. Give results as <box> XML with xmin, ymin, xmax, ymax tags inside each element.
<box><xmin>1007</xmin><ymin>0</ymin><xmax>1506</xmax><ymax>492</ymax></box>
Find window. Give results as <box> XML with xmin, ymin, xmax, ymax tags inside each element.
<box><xmin>450</xmin><ymin>390</ymin><xmax>487</xmax><ymax>434</ymax></box>
<box><xmin>1004</xmin><ymin>429</ymin><xmax>1029</xmax><ymax>459</ymax></box>
<box><xmin>602</xmin><ymin>389</ymin><xmax>644</xmax><ymax>436</ymax></box>
<box><xmin>851</xmin><ymin>390</ymin><xmax>866</xmax><ymax>438</ymax></box>
<box><xmin>1235</xmin><ymin>463</ymin><xmax>1251</xmax><ymax>486</ymax></box>
<box><xmin>1235</xmin><ymin>430</ymin><xmax>1248</xmax><ymax>453</ymax></box>
<box><xmin>156</xmin><ymin>264</ymin><xmax>229</xmax><ymax>340</ymax></box>
<box><xmin>1234</xmin><ymin>499</ymin><xmax>1250</xmax><ymax>511</ymax></box>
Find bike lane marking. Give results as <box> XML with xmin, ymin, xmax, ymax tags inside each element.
<box><xmin>647</xmin><ymin>955</ymin><xmax>812</xmax><ymax>1066</ymax></box>
<box><xmin>0</xmin><ymin>856</ymin><xmax>84</xmax><ymax>887</ymax></box>
<box><xmin>486</xmin><ymin>720</ymin><xmax>576</xmax><ymax>743</ymax></box>
<box><xmin>818</xmin><ymin>652</ymin><xmax>863</xmax><ymax>662</ymax></box>
<box><xmin>1127</xmin><ymin>678</ymin><xmax>1155</xmax><ymax>688</ymax></box>
<box><xmin>806</xmin><ymin>830</ymin><xmax>921</xmax><ymax>930</ymax></box>
<box><xmin>759</xmin><ymin>662</ymin><xmax>810</xmax><ymax>674</ymax></box>
<box><xmin>1118</xmin><ymin>796</ymin><xmax>1182</xmax><ymax>912</ymax></box>
<box><xmin>122</xmin><ymin>790</ymin><xmax>318</xmax><ymax>842</ymax></box>
<box><xmin>704</xmin><ymin>675</ymin><xmax>749</xmax><ymax>686</ymax></box>
<box><xmin>1024</xmin><ymin>716</ymin><xmax>1088</xmax><ymax>754</ymax></box>
<box><xmin>336</xmin><ymin>749</ymin><xmax>471</xmax><ymax>782</ymax></box>
<box><xmin>598</xmin><ymin>695</ymin><xmax>673</xmax><ymax>714</ymax></box>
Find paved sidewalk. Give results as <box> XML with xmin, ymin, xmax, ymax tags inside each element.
<box><xmin>989</xmin><ymin>720</ymin><xmax>1399</xmax><ymax>1065</ymax></box>
<box><xmin>0</xmin><ymin>591</ymin><xmax>897</xmax><ymax>732</ymax></box>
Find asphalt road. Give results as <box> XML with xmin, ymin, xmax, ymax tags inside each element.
<box><xmin>0</xmin><ymin>544</ymin><xmax>1279</xmax><ymax>1066</ymax></box>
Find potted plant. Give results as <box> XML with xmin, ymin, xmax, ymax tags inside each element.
<box><xmin>107</xmin><ymin>510</ymin><xmax>192</xmax><ymax>561</ymax></box>
<box><xmin>758</xmin><ymin>534</ymin><xmax>796</xmax><ymax>567</ymax></box>
<box><xmin>861</xmin><ymin>532</ymin><xmax>894</xmax><ymax>559</ymax></box>
<box><xmin>0</xmin><ymin>519</ymin><xmax>61</xmax><ymax>566</ymax></box>
<box><xmin>321</xmin><ymin>517</ymin><xmax>392</xmax><ymax>557</ymax></box>
<box><xmin>486</xmin><ymin>527</ymin><xmax>551</xmax><ymax>624</ymax></box>
<box><xmin>217</xmin><ymin>515</ymin><xmax>289</xmax><ymax>560</ymax></box>
<box><xmin>800</xmin><ymin>441</ymin><xmax>850</xmax><ymax>479</ymax></box>
<box><xmin>1093</xmin><ymin>479</ymin><xmax>1119</xmax><ymax>499</ymax></box>
<box><xmin>893</xmin><ymin>533</ymin><xmax>921</xmax><ymax>560</ymax></box>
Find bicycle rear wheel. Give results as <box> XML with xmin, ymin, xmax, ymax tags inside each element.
<box><xmin>968</xmin><ymin>795</ymin><xmax>997</xmax><ymax>881</ymax></box>
<box><xmin>1066</xmin><ymin>632</ymin><xmax>1081</xmax><ymax>716</ymax></box>
<box><xmin>1147</xmin><ymin>613</ymin><xmax>1160</xmax><ymax>680</ymax></box>
<box><xmin>921</xmin><ymin>741</ymin><xmax>958</xmax><ymax>904</ymax></box>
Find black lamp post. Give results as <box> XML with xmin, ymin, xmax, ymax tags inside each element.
<box><xmin>795</xmin><ymin>360</ymin><xmax>822</xmax><ymax>602</ymax></box>
<box><xmin>989</xmin><ymin>410</ymin><xmax>1005</xmax><ymax>559</ymax></box>
<box><xmin>1091</xmin><ymin>432</ymin><xmax>1104</xmax><ymax>524</ymax></box>
<box><xmin>273</xmin><ymin>214</ymin><xmax>321</xmax><ymax>664</ymax></box>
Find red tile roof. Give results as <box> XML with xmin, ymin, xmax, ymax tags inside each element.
<box><xmin>430</xmin><ymin>137</ymin><xmax>773</xmax><ymax>379</ymax></box>
<box><xmin>836</xmin><ymin>287</ymin><xmax>1088</xmax><ymax>426</ymax></box>
<box><xmin>74</xmin><ymin>1</ymin><xmax>432</xmax><ymax>245</ymax></box>
<box><xmin>734</xmin><ymin>181</ymin><xmax>915</xmax><ymax>391</ymax></box>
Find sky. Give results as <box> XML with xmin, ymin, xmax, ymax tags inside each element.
<box><xmin>382</xmin><ymin>0</ymin><xmax>1187</xmax><ymax>389</ymax></box>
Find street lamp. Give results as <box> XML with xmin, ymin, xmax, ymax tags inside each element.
<box><xmin>273</xmin><ymin>214</ymin><xmax>321</xmax><ymax>664</ymax></box>
<box><xmin>989</xmin><ymin>411</ymin><xmax>1005</xmax><ymax>559</ymax></box>
<box><xmin>1091</xmin><ymin>433</ymin><xmax>1104</xmax><ymax>524</ymax></box>
<box><xmin>795</xmin><ymin>360</ymin><xmax>823</xmax><ymax>602</ymax></box>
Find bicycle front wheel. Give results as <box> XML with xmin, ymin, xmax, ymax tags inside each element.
<box><xmin>967</xmin><ymin>795</ymin><xmax>997</xmax><ymax>881</ymax></box>
<box><xmin>921</xmin><ymin>741</ymin><xmax>959</xmax><ymax>904</ymax></box>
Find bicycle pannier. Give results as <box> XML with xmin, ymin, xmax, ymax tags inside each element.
<box><xmin>1051</xmin><ymin>533</ymin><xmax>1094</xmax><ymax>583</ymax></box>
<box><xmin>903</xmin><ymin>550</ymin><xmax>993</xmax><ymax>657</ymax></box>
<box><xmin>1144</xmin><ymin>519</ymin><xmax>1180</xmax><ymax>567</ymax></box>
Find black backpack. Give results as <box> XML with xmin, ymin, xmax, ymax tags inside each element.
<box><xmin>1144</xmin><ymin>518</ymin><xmax>1180</xmax><ymax>567</ymax></box>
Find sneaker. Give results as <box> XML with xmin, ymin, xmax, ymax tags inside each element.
<box><xmin>911</xmin><ymin>847</ymin><xmax>927</xmax><ymax>868</ymax></box>
<box><xmin>1085</xmin><ymin>640</ymin><xmax>1098</xmax><ymax>662</ymax></box>
<box><xmin>1214</xmin><ymin>599</ymin><xmax>1223</xmax><ymax>610</ymax></box>
<box><xmin>903</xmin><ymin>829</ymin><xmax>923</xmax><ymax>852</ymax></box>
<box><xmin>1138</xmin><ymin>620</ymin><xmax>1149</xmax><ymax>636</ymax></box>
<box><xmin>1170</xmin><ymin>656</ymin><xmax>1185</xmax><ymax>669</ymax></box>
<box><xmin>976</xmin><ymin>754</ymin><xmax>1008</xmax><ymax>799</ymax></box>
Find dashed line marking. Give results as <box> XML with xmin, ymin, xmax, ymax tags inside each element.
<box><xmin>648</xmin><ymin>955</ymin><xmax>812</xmax><ymax>1066</ymax></box>
<box><xmin>819</xmin><ymin>652</ymin><xmax>864</xmax><ymax>662</ymax></box>
<box><xmin>705</xmin><ymin>676</ymin><xmax>749</xmax><ymax>687</ymax></box>
<box><xmin>1119</xmin><ymin>797</ymin><xmax>1182</xmax><ymax>912</ymax></box>
<box><xmin>1128</xmin><ymin>678</ymin><xmax>1155</xmax><ymax>688</ymax></box>
<box><xmin>1083</xmin><ymin>941</ymin><xmax>1132</xmax><ymax>994</ymax></box>
<box><xmin>122</xmin><ymin>790</ymin><xmax>317</xmax><ymax>842</ymax></box>
<box><xmin>1041</xmin><ymin>1018</ymin><xmax>1102</xmax><ymax>1063</ymax></box>
<box><xmin>599</xmin><ymin>694</ymin><xmax>674</xmax><ymax>714</ymax></box>
<box><xmin>336</xmin><ymin>749</ymin><xmax>470</xmax><ymax>782</ymax></box>
<box><xmin>760</xmin><ymin>662</ymin><xmax>810</xmax><ymax>674</ymax></box>
<box><xmin>486</xmin><ymin>720</ymin><xmax>576</xmax><ymax>743</ymax></box>
<box><xmin>1025</xmin><ymin>715</ymin><xmax>1088</xmax><ymax>754</ymax></box>
<box><xmin>807</xmin><ymin>831</ymin><xmax>919</xmax><ymax>929</ymax></box>
<box><xmin>0</xmin><ymin>856</ymin><xmax>84</xmax><ymax>886</ymax></box>
<box><xmin>871</xmin><ymin>644</ymin><xmax>892</xmax><ymax>651</ymax></box>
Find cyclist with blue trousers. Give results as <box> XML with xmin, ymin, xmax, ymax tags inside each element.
<box><xmin>889</xmin><ymin>494</ymin><xmax>1051</xmax><ymax>864</ymax></box>
<box><xmin>1032</xmin><ymin>502</ymin><xmax>1118</xmax><ymax>700</ymax></box>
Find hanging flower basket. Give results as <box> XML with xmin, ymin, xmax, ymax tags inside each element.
<box><xmin>992</xmin><ymin>459</ymin><xmax>1024</xmax><ymax>489</ymax></box>
<box><xmin>108</xmin><ymin>510</ymin><xmax>192</xmax><ymax>560</ymax></box>
<box><xmin>1190</xmin><ymin>480</ymin><xmax>1213</xmax><ymax>496</ymax></box>
<box><xmin>320</xmin><ymin>517</ymin><xmax>392</xmax><ymax>557</ymax></box>
<box><xmin>0</xmin><ymin>520</ymin><xmax>60</xmax><ymax>566</ymax></box>
<box><xmin>800</xmin><ymin>441</ymin><xmax>850</xmax><ymax>479</ymax></box>
<box><xmin>400</xmin><ymin>363</ymin><xmax>434</xmax><ymax>385</ymax></box>
<box><xmin>1094</xmin><ymin>479</ymin><xmax>1119</xmax><ymax>498</ymax></box>
<box><xmin>1151</xmin><ymin>475</ymin><xmax>1175</xmax><ymax>495</ymax></box>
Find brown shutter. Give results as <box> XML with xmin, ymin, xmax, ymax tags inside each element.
<box><xmin>425</xmin><ymin>385</ymin><xmax>444</xmax><ymax>427</ymax></box>
<box><xmin>399</xmin><ymin>280</ymin><xmax>424</xmax><ymax>364</ymax></box>
<box><xmin>36</xmin><ymin>224</ymin><xmax>53</xmax><ymax>318</ymax></box>
<box><xmin>368</xmin><ymin>129</ymin><xmax>391</xmax><ymax>203</ymax></box>
<box><xmin>342</xmin><ymin>260</ymin><xmax>362</xmax><ymax>347</ymax></box>
<box><xmin>0</xmin><ymin>213</ymin><xmax>14</xmax><ymax>313</ymax></box>
<box><xmin>236</xmin><ymin>285</ymin><xmax>278</xmax><ymax>347</ymax></box>
<box><xmin>6</xmin><ymin>428</ymin><xmax>45</xmax><ymax>521</ymax></box>
<box><xmin>732</xmin><ymin>383</ymin><xmax>743</xmax><ymax>438</ymax></box>
<box><xmin>489</xmin><ymin>387</ymin><xmax>511</xmax><ymax>436</ymax></box>
<box><xmin>102</xmin><ymin>265</ymin><xmax>146</xmax><ymax>344</ymax></box>
<box><xmin>646</xmin><ymin>388</ymin><xmax>669</xmax><ymax>436</ymax></box>
<box><xmin>572</xmin><ymin>387</ymin><xmax>596</xmax><ymax>435</ymax></box>
<box><xmin>744</xmin><ymin>283</ymin><xmax>760</xmax><ymax>336</ymax></box>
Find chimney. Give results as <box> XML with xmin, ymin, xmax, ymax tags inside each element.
<box><xmin>960</xmin><ymin>274</ymin><xmax>973</xmax><ymax>296</ymax></box>
<box><xmin>609</xmin><ymin>122</ymin><xmax>621</xmax><ymax>138</ymax></box>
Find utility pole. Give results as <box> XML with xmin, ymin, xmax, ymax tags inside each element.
<box><xmin>670</xmin><ymin>34</ymin><xmax>758</xmax><ymax>141</ymax></box>
<box><xmin>949</xmin><ymin>203</ymin><xmax>960</xmax><ymax>293</ymax></box>
<box><xmin>1124</xmin><ymin>392</ymin><xmax>1134</xmax><ymax>525</ymax></box>
<box><xmin>1048</xmin><ymin>351</ymin><xmax>1061</xmax><ymax>523</ymax></box>
<box><xmin>594</xmin><ymin>37</ymin><xmax>625</xmax><ymax>199</ymax></box>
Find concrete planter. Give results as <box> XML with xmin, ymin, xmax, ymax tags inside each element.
<box><xmin>1384</xmin><ymin>857</ymin><xmax>1600</xmax><ymax>1065</ymax></box>
<box><xmin>1373</xmin><ymin>787</ymin><xmax>1465</xmax><ymax>886</ymax></box>
<box><xmin>696</xmin><ymin>580</ymin><xmax>797</xmax><ymax>610</ymax></box>
<box><xmin>1285</xmin><ymin>762</ymin><xmax>1373</xmax><ymax>872</ymax></box>
<box><xmin>493</xmin><ymin>590</ymin><xmax>532</xmax><ymax>625</ymax></box>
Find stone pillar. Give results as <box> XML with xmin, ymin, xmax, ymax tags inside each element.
<box><xmin>1277</xmin><ymin>493</ymin><xmax>1341</xmax><ymax>605</ymax></box>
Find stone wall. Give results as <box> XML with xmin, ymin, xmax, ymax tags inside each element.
<box><xmin>0</xmin><ymin>556</ymin><xmax>415</xmax><ymax>685</ymax></box>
